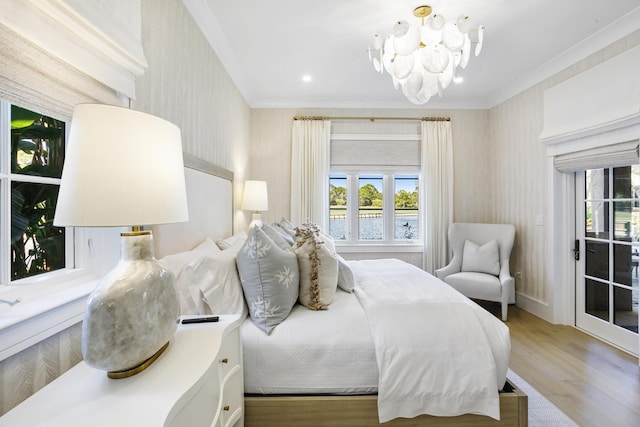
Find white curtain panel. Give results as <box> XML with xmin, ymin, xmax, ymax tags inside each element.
<box><xmin>421</xmin><ymin>120</ymin><xmax>454</xmax><ymax>273</ymax></box>
<box><xmin>291</xmin><ymin>119</ymin><xmax>331</xmax><ymax>229</ymax></box>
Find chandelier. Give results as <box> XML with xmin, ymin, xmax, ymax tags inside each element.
<box><xmin>368</xmin><ymin>5</ymin><xmax>484</xmax><ymax>105</ymax></box>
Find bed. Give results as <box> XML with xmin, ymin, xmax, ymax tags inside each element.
<box><xmin>153</xmin><ymin>155</ymin><xmax>528</xmax><ymax>427</ymax></box>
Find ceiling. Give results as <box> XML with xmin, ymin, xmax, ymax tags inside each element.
<box><xmin>184</xmin><ymin>0</ymin><xmax>640</xmax><ymax>109</ymax></box>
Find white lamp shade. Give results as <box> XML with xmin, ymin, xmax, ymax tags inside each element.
<box><xmin>242</xmin><ymin>180</ymin><xmax>269</xmax><ymax>212</ymax></box>
<box><xmin>54</xmin><ymin>104</ymin><xmax>188</xmax><ymax>227</ymax></box>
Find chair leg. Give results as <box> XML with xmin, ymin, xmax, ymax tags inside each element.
<box><xmin>501</xmin><ymin>301</ymin><xmax>508</xmax><ymax>321</ymax></box>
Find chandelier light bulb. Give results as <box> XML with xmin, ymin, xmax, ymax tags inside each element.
<box><xmin>456</xmin><ymin>15</ymin><xmax>472</xmax><ymax>33</ymax></box>
<box><xmin>428</xmin><ymin>14</ymin><xmax>445</xmax><ymax>30</ymax></box>
<box><xmin>393</xmin><ymin>20</ymin><xmax>410</xmax><ymax>38</ymax></box>
<box><xmin>368</xmin><ymin>5</ymin><xmax>484</xmax><ymax>104</ymax></box>
<box><xmin>372</xmin><ymin>34</ymin><xmax>382</xmax><ymax>50</ymax></box>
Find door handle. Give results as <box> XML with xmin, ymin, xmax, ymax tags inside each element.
<box><xmin>573</xmin><ymin>240</ymin><xmax>580</xmax><ymax>261</ymax></box>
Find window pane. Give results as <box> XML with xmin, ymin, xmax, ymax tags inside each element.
<box><xmin>359</xmin><ymin>175</ymin><xmax>383</xmax><ymax>240</ymax></box>
<box><xmin>613</xmin><ymin>166</ymin><xmax>633</xmax><ymax>199</ymax></box>
<box><xmin>613</xmin><ymin>285</ymin><xmax>638</xmax><ymax>333</ymax></box>
<box><xmin>11</xmin><ymin>105</ymin><xmax>65</xmax><ymax>178</ymax></box>
<box><xmin>585</xmin><ymin>201</ymin><xmax>609</xmax><ymax>239</ymax></box>
<box><xmin>329</xmin><ymin>175</ymin><xmax>347</xmax><ymax>240</ymax></box>
<box><xmin>11</xmin><ymin>182</ymin><xmax>65</xmax><ymax>280</ymax></box>
<box><xmin>585</xmin><ymin>168</ymin><xmax>609</xmax><ymax>200</ymax></box>
<box><xmin>614</xmin><ymin>201</ymin><xmax>633</xmax><ymax>240</ymax></box>
<box><xmin>585</xmin><ymin>278</ymin><xmax>609</xmax><ymax>322</ymax></box>
<box><xmin>394</xmin><ymin>175</ymin><xmax>419</xmax><ymax>240</ymax></box>
<box><xmin>613</xmin><ymin>243</ymin><xmax>633</xmax><ymax>286</ymax></box>
<box><xmin>585</xmin><ymin>240</ymin><xmax>609</xmax><ymax>280</ymax></box>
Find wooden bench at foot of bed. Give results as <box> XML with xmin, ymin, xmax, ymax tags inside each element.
<box><xmin>244</xmin><ymin>379</ymin><xmax>527</xmax><ymax>427</ymax></box>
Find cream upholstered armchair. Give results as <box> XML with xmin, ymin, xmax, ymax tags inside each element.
<box><xmin>435</xmin><ymin>223</ymin><xmax>516</xmax><ymax>321</ymax></box>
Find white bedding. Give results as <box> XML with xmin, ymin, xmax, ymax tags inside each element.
<box><xmin>350</xmin><ymin>258</ymin><xmax>510</xmax><ymax>422</ymax></box>
<box><xmin>242</xmin><ymin>287</ymin><xmax>379</xmax><ymax>394</ymax></box>
<box><xmin>242</xmin><ymin>257</ymin><xmax>510</xmax><ymax>423</ymax></box>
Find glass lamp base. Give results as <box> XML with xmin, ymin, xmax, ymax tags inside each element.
<box><xmin>81</xmin><ymin>232</ymin><xmax>179</xmax><ymax>377</ymax></box>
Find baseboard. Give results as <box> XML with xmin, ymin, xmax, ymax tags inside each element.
<box><xmin>515</xmin><ymin>292</ymin><xmax>553</xmax><ymax>323</ymax></box>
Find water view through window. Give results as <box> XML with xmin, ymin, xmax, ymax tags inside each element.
<box><xmin>329</xmin><ymin>174</ymin><xmax>419</xmax><ymax>241</ymax></box>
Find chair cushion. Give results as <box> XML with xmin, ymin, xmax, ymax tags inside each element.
<box><xmin>444</xmin><ymin>272</ymin><xmax>502</xmax><ymax>301</ymax></box>
<box><xmin>461</xmin><ymin>239</ymin><xmax>500</xmax><ymax>276</ymax></box>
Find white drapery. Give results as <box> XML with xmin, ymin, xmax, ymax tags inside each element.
<box><xmin>291</xmin><ymin>119</ymin><xmax>331</xmax><ymax>229</ymax></box>
<box><xmin>421</xmin><ymin>120</ymin><xmax>454</xmax><ymax>273</ymax></box>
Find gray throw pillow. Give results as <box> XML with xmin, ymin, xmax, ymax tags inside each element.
<box><xmin>262</xmin><ymin>223</ymin><xmax>293</xmax><ymax>249</ymax></box>
<box><xmin>236</xmin><ymin>226</ymin><xmax>299</xmax><ymax>334</ymax></box>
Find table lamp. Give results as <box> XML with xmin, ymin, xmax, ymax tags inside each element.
<box><xmin>54</xmin><ymin>104</ymin><xmax>188</xmax><ymax>379</ymax></box>
<box><xmin>242</xmin><ymin>180</ymin><xmax>268</xmax><ymax>228</ymax></box>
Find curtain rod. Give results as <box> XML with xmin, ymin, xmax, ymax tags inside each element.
<box><xmin>293</xmin><ymin>116</ymin><xmax>450</xmax><ymax>122</ymax></box>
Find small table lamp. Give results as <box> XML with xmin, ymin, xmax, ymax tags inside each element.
<box><xmin>242</xmin><ymin>180</ymin><xmax>268</xmax><ymax>228</ymax></box>
<box><xmin>54</xmin><ymin>104</ymin><xmax>188</xmax><ymax>378</ymax></box>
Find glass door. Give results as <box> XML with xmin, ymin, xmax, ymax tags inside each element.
<box><xmin>576</xmin><ymin>166</ymin><xmax>639</xmax><ymax>355</ymax></box>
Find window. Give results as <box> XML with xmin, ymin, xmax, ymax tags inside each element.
<box><xmin>1</xmin><ymin>101</ymin><xmax>69</xmax><ymax>285</ymax></box>
<box><xmin>329</xmin><ymin>133</ymin><xmax>422</xmax><ymax>246</ymax></box>
<box><xmin>328</xmin><ymin>173</ymin><xmax>420</xmax><ymax>244</ymax></box>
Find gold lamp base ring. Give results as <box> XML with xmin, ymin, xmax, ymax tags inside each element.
<box><xmin>107</xmin><ymin>341</ymin><xmax>170</xmax><ymax>379</ymax></box>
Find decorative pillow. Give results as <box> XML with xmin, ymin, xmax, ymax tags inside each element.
<box><xmin>271</xmin><ymin>223</ymin><xmax>295</xmax><ymax>245</ymax></box>
<box><xmin>216</xmin><ymin>230</ymin><xmax>248</xmax><ymax>250</ymax></box>
<box><xmin>157</xmin><ymin>237</ymin><xmax>221</xmax><ymax>275</ymax></box>
<box><xmin>461</xmin><ymin>239</ymin><xmax>501</xmax><ymax>276</ymax></box>
<box><xmin>236</xmin><ymin>227</ymin><xmax>299</xmax><ymax>334</ymax></box>
<box><xmin>262</xmin><ymin>223</ymin><xmax>293</xmax><ymax>249</ymax></box>
<box><xmin>294</xmin><ymin>223</ymin><xmax>339</xmax><ymax>310</ymax></box>
<box><xmin>336</xmin><ymin>253</ymin><xmax>355</xmax><ymax>293</ymax></box>
<box><xmin>276</xmin><ymin>218</ymin><xmax>297</xmax><ymax>238</ymax></box>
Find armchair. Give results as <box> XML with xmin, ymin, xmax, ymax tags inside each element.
<box><xmin>435</xmin><ymin>223</ymin><xmax>516</xmax><ymax>321</ymax></box>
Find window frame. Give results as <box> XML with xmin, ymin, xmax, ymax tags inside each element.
<box><xmin>0</xmin><ymin>100</ymin><xmax>121</xmax><ymax>362</ymax></box>
<box><xmin>4</xmin><ymin>102</ymin><xmax>71</xmax><ymax>284</ymax></box>
<box><xmin>328</xmin><ymin>170</ymin><xmax>423</xmax><ymax>250</ymax></box>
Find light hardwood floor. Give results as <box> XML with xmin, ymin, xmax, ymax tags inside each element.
<box><xmin>497</xmin><ymin>305</ymin><xmax>640</xmax><ymax>427</ymax></box>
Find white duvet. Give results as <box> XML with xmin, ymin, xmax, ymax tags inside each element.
<box><xmin>350</xmin><ymin>259</ymin><xmax>510</xmax><ymax>423</ymax></box>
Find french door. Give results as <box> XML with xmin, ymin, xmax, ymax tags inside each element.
<box><xmin>575</xmin><ymin>165</ymin><xmax>639</xmax><ymax>354</ymax></box>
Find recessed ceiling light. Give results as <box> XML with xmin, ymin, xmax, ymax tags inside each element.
<box><xmin>302</xmin><ymin>75</ymin><xmax>312</xmax><ymax>83</ymax></box>
<box><xmin>453</xmin><ymin>76</ymin><xmax>464</xmax><ymax>84</ymax></box>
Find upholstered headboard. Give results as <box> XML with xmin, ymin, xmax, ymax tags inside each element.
<box><xmin>152</xmin><ymin>153</ymin><xmax>234</xmax><ymax>259</ymax></box>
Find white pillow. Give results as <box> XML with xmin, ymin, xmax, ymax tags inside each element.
<box><xmin>336</xmin><ymin>253</ymin><xmax>355</xmax><ymax>293</ymax></box>
<box><xmin>172</xmin><ymin>264</ymin><xmax>201</xmax><ymax>315</ymax></box>
<box><xmin>295</xmin><ymin>224</ymin><xmax>338</xmax><ymax>310</ymax></box>
<box><xmin>461</xmin><ymin>239</ymin><xmax>500</xmax><ymax>276</ymax></box>
<box><xmin>157</xmin><ymin>237</ymin><xmax>221</xmax><ymax>277</ymax></box>
<box><xmin>159</xmin><ymin>237</ymin><xmax>244</xmax><ymax>316</ymax></box>
<box><xmin>188</xmin><ymin>245</ymin><xmax>247</xmax><ymax>317</ymax></box>
<box><xmin>216</xmin><ymin>231</ymin><xmax>248</xmax><ymax>250</ymax></box>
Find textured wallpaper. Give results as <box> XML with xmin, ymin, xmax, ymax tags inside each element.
<box><xmin>0</xmin><ymin>0</ymin><xmax>250</xmax><ymax>416</ymax></box>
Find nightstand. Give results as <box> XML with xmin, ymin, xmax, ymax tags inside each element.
<box><xmin>0</xmin><ymin>314</ymin><xmax>244</xmax><ymax>427</ymax></box>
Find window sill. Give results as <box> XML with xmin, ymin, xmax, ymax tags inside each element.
<box><xmin>335</xmin><ymin>242</ymin><xmax>423</xmax><ymax>253</ymax></box>
<box><xmin>0</xmin><ymin>270</ymin><xmax>98</xmax><ymax>362</ymax></box>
